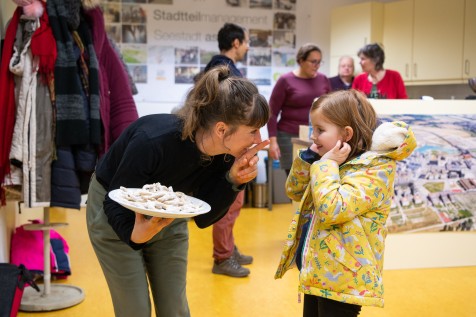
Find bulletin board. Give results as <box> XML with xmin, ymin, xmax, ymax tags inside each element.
<box><xmin>101</xmin><ymin>0</ymin><xmax>300</xmax><ymax>104</ymax></box>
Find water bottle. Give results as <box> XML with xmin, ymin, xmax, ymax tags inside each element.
<box><xmin>309</xmin><ymin>98</ymin><xmax>318</xmax><ymax>139</ymax></box>
<box><xmin>272</xmin><ymin>159</ymin><xmax>280</xmax><ymax>169</ymax></box>
<box><xmin>308</xmin><ymin>112</ymin><xmax>313</xmax><ymax>140</ymax></box>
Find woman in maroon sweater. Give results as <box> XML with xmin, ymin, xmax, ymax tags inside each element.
<box><xmin>267</xmin><ymin>43</ymin><xmax>331</xmax><ymax>173</ymax></box>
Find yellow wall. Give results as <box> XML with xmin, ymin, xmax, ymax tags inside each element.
<box><xmin>0</xmin><ymin>1</ymin><xmax>16</xmax><ymax>37</ymax></box>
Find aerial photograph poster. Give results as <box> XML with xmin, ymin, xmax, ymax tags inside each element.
<box><xmin>380</xmin><ymin>114</ymin><xmax>476</xmax><ymax>233</ymax></box>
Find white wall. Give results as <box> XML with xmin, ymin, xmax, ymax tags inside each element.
<box><xmin>309</xmin><ymin>0</ymin><xmax>381</xmax><ymax>77</ymax></box>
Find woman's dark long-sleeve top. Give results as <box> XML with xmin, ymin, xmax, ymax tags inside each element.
<box><xmin>95</xmin><ymin>114</ymin><xmax>239</xmax><ymax>250</ymax></box>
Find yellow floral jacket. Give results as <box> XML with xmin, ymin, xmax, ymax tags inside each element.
<box><xmin>275</xmin><ymin>121</ymin><xmax>417</xmax><ymax>307</ymax></box>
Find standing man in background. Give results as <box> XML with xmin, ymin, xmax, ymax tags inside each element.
<box><xmin>204</xmin><ymin>23</ymin><xmax>253</xmax><ymax>278</ymax></box>
<box><xmin>329</xmin><ymin>55</ymin><xmax>355</xmax><ymax>91</ymax></box>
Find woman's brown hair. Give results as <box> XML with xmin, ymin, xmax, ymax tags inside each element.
<box><xmin>176</xmin><ymin>65</ymin><xmax>270</xmax><ymax>141</ymax></box>
<box><xmin>296</xmin><ymin>43</ymin><xmax>322</xmax><ymax>64</ymax></box>
<box><xmin>358</xmin><ymin>43</ymin><xmax>385</xmax><ymax>71</ymax></box>
<box><xmin>311</xmin><ymin>89</ymin><xmax>377</xmax><ymax>161</ymax></box>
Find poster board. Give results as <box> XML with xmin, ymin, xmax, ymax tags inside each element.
<box><xmin>102</xmin><ymin>0</ymin><xmax>300</xmax><ymax>109</ymax></box>
<box><xmin>374</xmin><ymin>101</ymin><xmax>476</xmax><ymax>234</ymax></box>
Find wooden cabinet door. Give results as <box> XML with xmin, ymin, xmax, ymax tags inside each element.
<box><xmin>330</xmin><ymin>2</ymin><xmax>383</xmax><ymax>74</ymax></box>
<box><xmin>463</xmin><ymin>0</ymin><xmax>476</xmax><ymax>79</ymax></box>
<box><xmin>412</xmin><ymin>0</ymin><xmax>465</xmax><ymax>81</ymax></box>
<box><xmin>383</xmin><ymin>0</ymin><xmax>414</xmax><ymax>81</ymax></box>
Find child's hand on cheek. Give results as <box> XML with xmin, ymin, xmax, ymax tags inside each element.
<box><xmin>309</xmin><ymin>143</ymin><xmax>319</xmax><ymax>154</ymax></box>
<box><xmin>321</xmin><ymin>140</ymin><xmax>351</xmax><ymax>165</ymax></box>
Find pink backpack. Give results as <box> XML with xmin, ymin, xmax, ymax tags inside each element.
<box><xmin>10</xmin><ymin>220</ymin><xmax>71</xmax><ymax>278</ymax></box>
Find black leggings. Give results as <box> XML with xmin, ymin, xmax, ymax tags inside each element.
<box><xmin>303</xmin><ymin>294</ymin><xmax>362</xmax><ymax>317</ymax></box>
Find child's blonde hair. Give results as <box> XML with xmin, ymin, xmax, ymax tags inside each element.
<box><xmin>311</xmin><ymin>89</ymin><xmax>377</xmax><ymax>160</ymax></box>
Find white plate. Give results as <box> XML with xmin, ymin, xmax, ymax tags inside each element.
<box><xmin>108</xmin><ymin>188</ymin><xmax>211</xmax><ymax>218</ymax></box>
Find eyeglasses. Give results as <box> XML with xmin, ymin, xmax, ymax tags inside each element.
<box><xmin>306</xmin><ymin>60</ymin><xmax>323</xmax><ymax>66</ymax></box>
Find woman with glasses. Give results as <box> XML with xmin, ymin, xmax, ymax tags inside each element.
<box><xmin>267</xmin><ymin>43</ymin><xmax>331</xmax><ymax>174</ymax></box>
<box><xmin>352</xmin><ymin>43</ymin><xmax>407</xmax><ymax>99</ymax></box>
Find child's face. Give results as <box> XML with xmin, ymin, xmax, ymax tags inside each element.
<box><xmin>309</xmin><ymin>109</ymin><xmax>346</xmax><ymax>157</ymax></box>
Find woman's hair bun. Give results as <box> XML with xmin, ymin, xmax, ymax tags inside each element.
<box><xmin>217</xmin><ymin>67</ymin><xmax>230</xmax><ymax>81</ymax></box>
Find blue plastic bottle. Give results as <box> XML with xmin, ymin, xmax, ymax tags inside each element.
<box><xmin>308</xmin><ymin>112</ymin><xmax>313</xmax><ymax>140</ymax></box>
<box><xmin>309</xmin><ymin>97</ymin><xmax>319</xmax><ymax>139</ymax></box>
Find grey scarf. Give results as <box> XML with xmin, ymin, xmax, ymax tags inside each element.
<box><xmin>47</xmin><ymin>0</ymin><xmax>101</xmax><ymax>146</ymax></box>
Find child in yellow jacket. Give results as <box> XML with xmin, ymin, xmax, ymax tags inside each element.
<box><xmin>275</xmin><ymin>89</ymin><xmax>416</xmax><ymax>316</ymax></box>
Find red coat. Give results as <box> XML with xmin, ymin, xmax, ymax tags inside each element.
<box><xmin>0</xmin><ymin>8</ymin><xmax>22</xmax><ymax>204</ymax></box>
<box><xmin>352</xmin><ymin>69</ymin><xmax>408</xmax><ymax>99</ymax></box>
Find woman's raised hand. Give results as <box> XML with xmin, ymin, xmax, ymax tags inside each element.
<box><xmin>228</xmin><ymin>140</ymin><xmax>270</xmax><ymax>185</ymax></box>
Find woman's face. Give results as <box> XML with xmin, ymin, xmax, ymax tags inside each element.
<box><xmin>359</xmin><ymin>54</ymin><xmax>376</xmax><ymax>73</ymax></box>
<box><xmin>224</xmin><ymin>125</ymin><xmax>263</xmax><ymax>158</ymax></box>
<box><xmin>299</xmin><ymin>51</ymin><xmax>322</xmax><ymax>78</ymax></box>
<box><xmin>309</xmin><ymin>109</ymin><xmax>346</xmax><ymax>157</ymax></box>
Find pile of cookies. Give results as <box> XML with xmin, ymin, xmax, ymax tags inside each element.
<box><xmin>118</xmin><ymin>183</ymin><xmax>202</xmax><ymax>213</ymax></box>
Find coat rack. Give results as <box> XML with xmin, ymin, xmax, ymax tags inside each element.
<box><xmin>19</xmin><ymin>207</ymin><xmax>84</xmax><ymax>311</ymax></box>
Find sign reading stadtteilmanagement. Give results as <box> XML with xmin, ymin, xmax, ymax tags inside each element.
<box><xmin>102</xmin><ymin>0</ymin><xmax>299</xmax><ymax>105</ymax></box>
